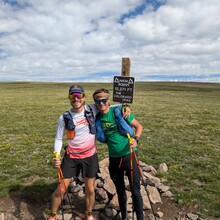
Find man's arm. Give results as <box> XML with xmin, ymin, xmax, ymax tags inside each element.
<box><xmin>129</xmin><ymin>119</ymin><xmax>143</xmax><ymax>148</ymax></box>
<box><xmin>130</xmin><ymin>119</ymin><xmax>143</xmax><ymax>138</ymax></box>
<box><xmin>53</xmin><ymin>115</ymin><xmax>65</xmax><ymax>168</ymax></box>
<box><xmin>110</xmin><ymin>104</ymin><xmax>131</xmax><ymax>118</ymax></box>
<box><xmin>54</xmin><ymin>115</ymin><xmax>65</xmax><ymax>154</ymax></box>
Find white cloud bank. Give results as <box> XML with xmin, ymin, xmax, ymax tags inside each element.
<box><xmin>0</xmin><ymin>0</ymin><xmax>220</xmax><ymax>82</ymax></box>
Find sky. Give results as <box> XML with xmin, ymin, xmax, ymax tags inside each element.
<box><xmin>0</xmin><ymin>0</ymin><xmax>220</xmax><ymax>83</ymax></box>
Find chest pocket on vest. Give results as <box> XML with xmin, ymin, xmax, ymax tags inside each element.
<box><xmin>63</xmin><ymin>111</ymin><xmax>75</xmax><ymax>139</ymax></box>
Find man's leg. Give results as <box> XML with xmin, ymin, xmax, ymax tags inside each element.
<box><xmin>126</xmin><ymin>153</ymin><xmax>144</xmax><ymax>220</ymax></box>
<box><xmin>109</xmin><ymin>157</ymin><xmax>127</xmax><ymax>219</ymax></box>
<box><xmin>49</xmin><ymin>178</ymin><xmax>71</xmax><ymax>218</ymax></box>
<box><xmin>83</xmin><ymin>177</ymin><xmax>96</xmax><ymax>211</ymax></box>
<box><xmin>81</xmin><ymin>154</ymin><xmax>99</xmax><ymax>219</ymax></box>
<box><xmin>113</xmin><ymin>172</ymin><xmax>127</xmax><ymax>219</ymax></box>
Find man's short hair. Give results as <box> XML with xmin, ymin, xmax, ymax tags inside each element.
<box><xmin>93</xmin><ymin>88</ymin><xmax>109</xmax><ymax>98</ymax></box>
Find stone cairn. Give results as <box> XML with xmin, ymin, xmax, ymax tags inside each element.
<box><xmin>59</xmin><ymin>158</ymin><xmax>172</xmax><ymax>220</ymax></box>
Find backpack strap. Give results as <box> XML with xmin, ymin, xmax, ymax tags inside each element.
<box><xmin>95</xmin><ymin>106</ymin><xmax>134</xmax><ymax>143</ymax></box>
<box><xmin>85</xmin><ymin>105</ymin><xmax>96</xmax><ymax>134</ymax></box>
<box><xmin>114</xmin><ymin>106</ymin><xmax>134</xmax><ymax>137</ymax></box>
<box><xmin>95</xmin><ymin>112</ymin><xmax>107</xmax><ymax>143</ymax></box>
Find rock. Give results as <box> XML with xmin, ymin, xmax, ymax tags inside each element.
<box><xmin>77</xmin><ymin>190</ymin><xmax>85</xmax><ymax>198</ymax></box>
<box><xmin>105</xmin><ymin>206</ymin><xmax>113</xmax><ymax>217</ymax></box>
<box><xmin>95</xmin><ymin>178</ymin><xmax>104</xmax><ymax>188</ymax></box>
<box><xmin>70</xmin><ymin>184</ymin><xmax>82</xmax><ymax>193</ymax></box>
<box><xmin>99</xmin><ymin>212</ymin><xmax>112</xmax><ymax>220</ymax></box>
<box><xmin>96</xmin><ymin>188</ymin><xmax>108</xmax><ymax>203</ymax></box>
<box><xmin>187</xmin><ymin>213</ymin><xmax>199</xmax><ymax>220</ymax></box>
<box><xmin>143</xmin><ymin>172</ymin><xmax>161</xmax><ymax>187</ymax></box>
<box><xmin>0</xmin><ymin>213</ymin><xmax>5</xmax><ymax>220</ymax></box>
<box><xmin>103</xmin><ymin>176</ymin><xmax>116</xmax><ymax>195</ymax></box>
<box><xmin>62</xmin><ymin>213</ymin><xmax>72</xmax><ymax>220</ymax></box>
<box><xmin>148</xmin><ymin>213</ymin><xmax>157</xmax><ymax>220</ymax></box>
<box><xmin>157</xmin><ymin>183</ymin><xmax>170</xmax><ymax>193</ymax></box>
<box><xmin>147</xmin><ymin>185</ymin><xmax>162</xmax><ymax>204</ymax></box>
<box><xmin>156</xmin><ymin>211</ymin><xmax>164</xmax><ymax>218</ymax></box>
<box><xmin>109</xmin><ymin>193</ymin><xmax>119</xmax><ymax>209</ymax></box>
<box><xmin>162</xmin><ymin>190</ymin><xmax>173</xmax><ymax>197</ymax></box>
<box><xmin>157</xmin><ymin>163</ymin><xmax>168</xmax><ymax>173</ymax></box>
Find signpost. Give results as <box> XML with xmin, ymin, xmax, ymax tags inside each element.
<box><xmin>113</xmin><ymin>57</ymin><xmax>134</xmax><ymax>103</ymax></box>
<box><xmin>121</xmin><ymin>57</ymin><xmax>130</xmax><ymax>77</ymax></box>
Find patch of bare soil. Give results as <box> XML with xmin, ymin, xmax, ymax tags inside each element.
<box><xmin>0</xmin><ymin>191</ymin><xmax>218</xmax><ymax>220</ymax></box>
<box><xmin>0</xmin><ymin>191</ymin><xmax>45</xmax><ymax>220</ymax></box>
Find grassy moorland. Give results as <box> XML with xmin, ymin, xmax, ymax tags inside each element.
<box><xmin>0</xmin><ymin>82</ymin><xmax>219</xmax><ymax>217</ymax></box>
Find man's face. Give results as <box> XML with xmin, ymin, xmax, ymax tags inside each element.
<box><xmin>69</xmin><ymin>92</ymin><xmax>86</xmax><ymax>109</ymax></box>
<box><xmin>93</xmin><ymin>92</ymin><xmax>110</xmax><ymax>113</ymax></box>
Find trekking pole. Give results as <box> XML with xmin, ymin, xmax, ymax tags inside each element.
<box><xmin>127</xmin><ymin>133</ymin><xmax>134</xmax><ymax>220</ymax></box>
<box><xmin>53</xmin><ymin>151</ymin><xmax>65</xmax><ymax>219</ymax></box>
<box><xmin>53</xmin><ymin>151</ymin><xmax>75</xmax><ymax>219</ymax></box>
<box><xmin>132</xmin><ymin>150</ymin><xmax>157</xmax><ymax>220</ymax></box>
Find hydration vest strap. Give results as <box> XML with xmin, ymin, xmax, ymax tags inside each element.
<box><xmin>63</xmin><ymin>111</ymin><xmax>75</xmax><ymax>130</ymax></box>
<box><xmin>85</xmin><ymin>105</ymin><xmax>96</xmax><ymax>135</ymax></box>
<box><xmin>95</xmin><ymin>112</ymin><xmax>107</xmax><ymax>143</ymax></box>
<box><xmin>63</xmin><ymin>106</ymin><xmax>96</xmax><ymax>136</ymax></box>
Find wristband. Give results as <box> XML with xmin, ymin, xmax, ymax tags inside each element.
<box><xmin>133</xmin><ymin>136</ymin><xmax>140</xmax><ymax>143</ymax></box>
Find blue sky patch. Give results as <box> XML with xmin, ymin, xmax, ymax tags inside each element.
<box><xmin>143</xmin><ymin>74</ymin><xmax>220</xmax><ymax>82</ymax></box>
<box><xmin>118</xmin><ymin>0</ymin><xmax>165</xmax><ymax>24</ymax></box>
<box><xmin>3</xmin><ymin>0</ymin><xmax>29</xmax><ymax>10</ymax></box>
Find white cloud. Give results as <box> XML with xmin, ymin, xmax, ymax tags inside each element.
<box><xmin>0</xmin><ymin>0</ymin><xmax>220</xmax><ymax>82</ymax></box>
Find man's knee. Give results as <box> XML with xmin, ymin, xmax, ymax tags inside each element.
<box><xmin>84</xmin><ymin>178</ymin><xmax>95</xmax><ymax>195</ymax></box>
<box><xmin>53</xmin><ymin>185</ymin><xmax>66</xmax><ymax>198</ymax></box>
<box><xmin>85</xmin><ymin>186</ymin><xmax>95</xmax><ymax>196</ymax></box>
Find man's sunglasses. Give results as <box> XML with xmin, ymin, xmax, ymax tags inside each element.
<box><xmin>69</xmin><ymin>93</ymin><xmax>84</xmax><ymax>99</ymax></box>
<box><xmin>94</xmin><ymin>97</ymin><xmax>109</xmax><ymax>104</ymax></box>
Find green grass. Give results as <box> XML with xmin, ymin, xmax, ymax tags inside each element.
<box><xmin>0</xmin><ymin>82</ymin><xmax>219</xmax><ymax>217</ymax></box>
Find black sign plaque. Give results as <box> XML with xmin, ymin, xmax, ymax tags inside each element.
<box><xmin>113</xmin><ymin>76</ymin><xmax>135</xmax><ymax>103</ymax></box>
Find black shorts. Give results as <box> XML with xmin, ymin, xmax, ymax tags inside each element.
<box><xmin>61</xmin><ymin>153</ymin><xmax>99</xmax><ymax>179</ymax></box>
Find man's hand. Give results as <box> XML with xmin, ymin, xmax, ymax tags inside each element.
<box><xmin>129</xmin><ymin>138</ymin><xmax>138</xmax><ymax>148</ymax></box>
<box><xmin>127</xmin><ymin>133</ymin><xmax>137</xmax><ymax>148</ymax></box>
<box><xmin>53</xmin><ymin>151</ymin><xmax>61</xmax><ymax>168</ymax></box>
<box><xmin>122</xmin><ymin>104</ymin><xmax>131</xmax><ymax>118</ymax></box>
<box><xmin>52</xmin><ymin>157</ymin><xmax>62</xmax><ymax>168</ymax></box>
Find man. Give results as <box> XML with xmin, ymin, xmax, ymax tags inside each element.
<box><xmin>47</xmin><ymin>85</ymin><xmax>98</xmax><ymax>220</ymax></box>
<box><xmin>93</xmin><ymin>88</ymin><xmax>144</xmax><ymax>220</ymax></box>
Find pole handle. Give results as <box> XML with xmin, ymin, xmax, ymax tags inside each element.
<box><xmin>53</xmin><ymin>151</ymin><xmax>59</xmax><ymax>158</ymax></box>
<box><xmin>127</xmin><ymin>133</ymin><xmax>133</xmax><ymax>144</ymax></box>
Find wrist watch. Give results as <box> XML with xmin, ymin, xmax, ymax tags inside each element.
<box><xmin>133</xmin><ymin>136</ymin><xmax>140</xmax><ymax>143</ymax></box>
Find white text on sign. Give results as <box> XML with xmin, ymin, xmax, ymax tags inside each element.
<box><xmin>113</xmin><ymin>76</ymin><xmax>135</xmax><ymax>103</ymax></box>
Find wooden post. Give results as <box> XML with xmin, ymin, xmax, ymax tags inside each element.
<box><xmin>121</xmin><ymin>57</ymin><xmax>130</xmax><ymax>77</ymax></box>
